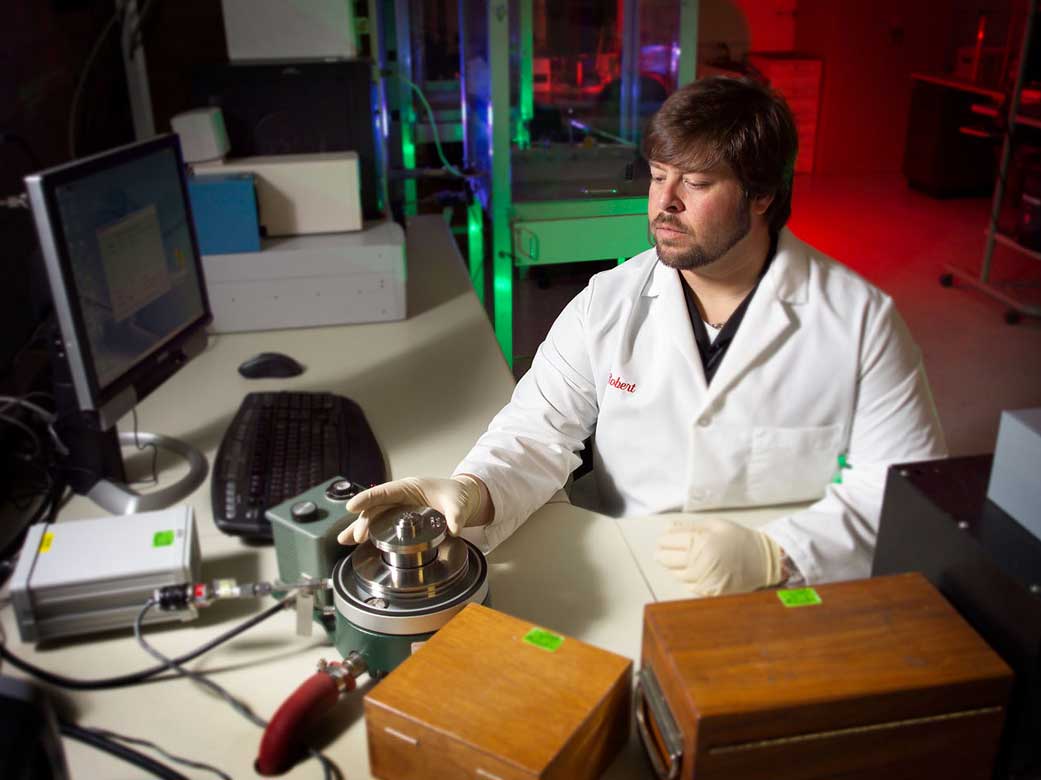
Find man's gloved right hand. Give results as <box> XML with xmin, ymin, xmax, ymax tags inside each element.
<box><xmin>336</xmin><ymin>475</ymin><xmax>486</xmax><ymax>545</ymax></box>
<box><xmin>654</xmin><ymin>518</ymin><xmax>785</xmax><ymax>597</ymax></box>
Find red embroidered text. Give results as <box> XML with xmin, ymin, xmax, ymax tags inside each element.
<box><xmin>608</xmin><ymin>372</ymin><xmax>636</xmax><ymax>393</ymax></box>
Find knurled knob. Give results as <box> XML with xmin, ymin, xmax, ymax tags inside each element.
<box><xmin>325</xmin><ymin>479</ymin><xmax>363</xmax><ymax>502</ymax></box>
<box><xmin>291</xmin><ymin>500</ymin><xmax>319</xmax><ymax>523</ymax></box>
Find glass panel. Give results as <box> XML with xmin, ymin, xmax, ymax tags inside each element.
<box><xmin>638</xmin><ymin>0</ymin><xmax>682</xmax><ymax>134</ymax></box>
<box><xmin>530</xmin><ymin>0</ymin><xmax>623</xmax><ymax>143</ymax></box>
<box><xmin>459</xmin><ymin>0</ymin><xmax>492</xmax><ymax>209</ymax></box>
<box><xmin>523</xmin><ymin>0</ymin><xmax>681</xmax><ymax>145</ymax></box>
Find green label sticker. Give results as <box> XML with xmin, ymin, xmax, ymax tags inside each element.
<box><xmin>523</xmin><ymin>627</ymin><xmax>565</xmax><ymax>652</ymax></box>
<box><xmin>777</xmin><ymin>588</ymin><xmax>822</xmax><ymax>607</ymax></box>
<box><xmin>153</xmin><ymin>530</ymin><xmax>175</xmax><ymax>548</ymax></box>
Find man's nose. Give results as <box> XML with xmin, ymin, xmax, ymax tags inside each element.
<box><xmin>658</xmin><ymin>181</ymin><xmax>683</xmax><ymax>212</ymax></box>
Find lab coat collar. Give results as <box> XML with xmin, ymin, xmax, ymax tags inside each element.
<box><xmin>642</xmin><ymin>249</ymin><xmax>708</xmax><ymax>390</ymax></box>
<box><xmin>643</xmin><ymin>227</ymin><xmax>809</xmax><ymax>404</ymax></box>
<box><xmin>769</xmin><ymin>227</ymin><xmax>810</xmax><ymax>304</ymax></box>
<box><xmin>643</xmin><ymin>227</ymin><xmax>808</xmax><ymax>303</ymax></box>
<box><xmin>706</xmin><ymin>228</ymin><xmax>808</xmax><ymax>402</ymax></box>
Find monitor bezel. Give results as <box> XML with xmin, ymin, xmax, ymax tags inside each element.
<box><xmin>24</xmin><ymin>134</ymin><xmax>213</xmax><ymax>430</ymax></box>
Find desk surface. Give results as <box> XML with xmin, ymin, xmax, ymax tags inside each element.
<box><xmin>2</xmin><ymin>216</ymin><xmax>795</xmax><ymax>779</ymax></box>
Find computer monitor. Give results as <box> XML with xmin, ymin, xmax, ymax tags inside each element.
<box><xmin>24</xmin><ymin>134</ymin><xmax>212</xmax><ymax>515</ymax></box>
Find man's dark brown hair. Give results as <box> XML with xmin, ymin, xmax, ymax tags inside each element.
<box><xmin>642</xmin><ymin>76</ymin><xmax>798</xmax><ymax>236</ymax></box>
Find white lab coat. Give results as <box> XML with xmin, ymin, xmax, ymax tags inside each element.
<box><xmin>456</xmin><ymin>228</ymin><xmax>946</xmax><ymax>584</ymax></box>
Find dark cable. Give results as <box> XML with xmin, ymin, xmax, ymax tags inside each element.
<box><xmin>67</xmin><ymin>5</ymin><xmax>127</xmax><ymax>158</ymax></box>
<box><xmin>127</xmin><ymin>0</ymin><xmax>160</xmax><ymax>59</ymax></box>
<box><xmin>6</xmin><ymin>318</ymin><xmax>54</xmax><ymax>380</ymax></box>
<box><xmin>60</xmin><ymin>720</ymin><xmax>189</xmax><ymax>780</ymax></box>
<box><xmin>41</xmin><ymin>483</ymin><xmax>69</xmax><ymax>526</ymax></box>
<box><xmin>87</xmin><ymin>724</ymin><xmax>232</xmax><ymax>779</ymax></box>
<box><xmin>0</xmin><ymin>598</ymin><xmax>290</xmax><ymax>690</ymax></box>
<box><xmin>135</xmin><ymin>600</ymin><xmax>341</xmax><ymax>780</ymax></box>
<box><xmin>135</xmin><ymin>600</ymin><xmax>268</xmax><ymax>728</ymax></box>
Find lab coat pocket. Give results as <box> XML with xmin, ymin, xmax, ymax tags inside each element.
<box><xmin>748</xmin><ymin>424</ymin><xmax>844</xmax><ymax>505</ymax></box>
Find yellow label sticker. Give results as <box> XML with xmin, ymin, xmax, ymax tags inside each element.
<box><xmin>39</xmin><ymin>532</ymin><xmax>54</xmax><ymax>553</ymax></box>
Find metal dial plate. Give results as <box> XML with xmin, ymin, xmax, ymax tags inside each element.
<box><xmin>368</xmin><ymin>507</ymin><xmax>448</xmax><ymax>554</ymax></box>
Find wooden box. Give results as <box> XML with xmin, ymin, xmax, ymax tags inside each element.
<box><xmin>638</xmin><ymin>573</ymin><xmax>1013</xmax><ymax>780</ymax></box>
<box><xmin>365</xmin><ymin>603</ymin><xmax>632</xmax><ymax>780</ymax></box>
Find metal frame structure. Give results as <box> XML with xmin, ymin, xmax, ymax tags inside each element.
<box><xmin>486</xmin><ymin>0</ymin><xmax>700</xmax><ymax>366</ymax></box>
<box><xmin>384</xmin><ymin>0</ymin><xmax>700</xmax><ymax>366</ymax></box>
<box><xmin>943</xmin><ymin>0</ymin><xmax>1040</xmax><ymax>323</ymax></box>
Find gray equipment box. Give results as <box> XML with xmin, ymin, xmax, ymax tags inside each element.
<box><xmin>200</xmin><ymin>220</ymin><xmax>406</xmax><ymax>333</ymax></box>
<box><xmin>988</xmin><ymin>408</ymin><xmax>1041</xmax><ymax>544</ymax></box>
<box><xmin>10</xmin><ymin>507</ymin><xmax>200</xmax><ymax>642</ymax></box>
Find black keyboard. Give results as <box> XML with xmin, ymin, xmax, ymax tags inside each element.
<box><xmin>212</xmin><ymin>391</ymin><xmax>386</xmax><ymax>538</ymax></box>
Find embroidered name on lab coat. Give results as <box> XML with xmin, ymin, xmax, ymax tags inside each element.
<box><xmin>608</xmin><ymin>372</ymin><xmax>636</xmax><ymax>393</ymax></box>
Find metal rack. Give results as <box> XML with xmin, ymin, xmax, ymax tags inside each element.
<box><xmin>380</xmin><ymin>0</ymin><xmax>701</xmax><ymax>366</ymax></box>
<box><xmin>942</xmin><ymin>0</ymin><xmax>1041</xmax><ymax>324</ymax></box>
<box><xmin>462</xmin><ymin>0</ymin><xmax>700</xmax><ymax>367</ymax></box>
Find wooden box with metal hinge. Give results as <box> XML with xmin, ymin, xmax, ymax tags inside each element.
<box><xmin>636</xmin><ymin>572</ymin><xmax>1013</xmax><ymax>780</ymax></box>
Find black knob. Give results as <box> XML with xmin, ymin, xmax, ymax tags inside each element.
<box><xmin>325</xmin><ymin>479</ymin><xmax>362</xmax><ymax>502</ymax></box>
<box><xmin>291</xmin><ymin>500</ymin><xmax>319</xmax><ymax>523</ymax></box>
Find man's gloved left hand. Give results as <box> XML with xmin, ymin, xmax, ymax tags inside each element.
<box><xmin>654</xmin><ymin>518</ymin><xmax>785</xmax><ymax>597</ymax></box>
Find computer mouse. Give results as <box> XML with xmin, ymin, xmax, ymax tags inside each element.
<box><xmin>237</xmin><ymin>352</ymin><xmax>305</xmax><ymax>379</ymax></box>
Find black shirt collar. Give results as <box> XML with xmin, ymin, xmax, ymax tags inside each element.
<box><xmin>680</xmin><ymin>234</ymin><xmax>778</xmax><ymax>385</ymax></box>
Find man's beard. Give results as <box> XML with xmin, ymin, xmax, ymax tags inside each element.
<box><xmin>651</xmin><ymin>200</ymin><xmax>751</xmax><ymax>270</ymax></box>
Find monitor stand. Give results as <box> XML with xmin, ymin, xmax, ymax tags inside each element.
<box><xmin>86</xmin><ymin>432</ymin><xmax>208</xmax><ymax>515</ymax></box>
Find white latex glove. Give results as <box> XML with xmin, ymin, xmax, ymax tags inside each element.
<box><xmin>654</xmin><ymin>518</ymin><xmax>785</xmax><ymax>597</ymax></box>
<box><xmin>336</xmin><ymin>475</ymin><xmax>484</xmax><ymax>544</ymax></box>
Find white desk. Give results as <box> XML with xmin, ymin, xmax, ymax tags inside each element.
<box><xmin>1</xmin><ymin>216</ymin><xmax>798</xmax><ymax>779</ymax></box>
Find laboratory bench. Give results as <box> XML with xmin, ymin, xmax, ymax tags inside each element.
<box><xmin>2</xmin><ymin>215</ymin><xmax>1015</xmax><ymax>779</ymax></box>
<box><xmin>0</xmin><ymin>215</ymin><xmax>801</xmax><ymax>779</ymax></box>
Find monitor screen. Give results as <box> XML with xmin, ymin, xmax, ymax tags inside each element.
<box><xmin>53</xmin><ymin>145</ymin><xmax>206</xmax><ymax>391</ymax></box>
<box><xmin>26</xmin><ymin>135</ymin><xmax>212</xmax><ymax>429</ymax></box>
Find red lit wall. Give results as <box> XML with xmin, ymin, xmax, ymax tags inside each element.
<box><xmin>794</xmin><ymin>2</ymin><xmax>956</xmax><ymax>175</ymax></box>
<box><xmin>698</xmin><ymin>0</ymin><xmax>797</xmax><ymax>60</ymax></box>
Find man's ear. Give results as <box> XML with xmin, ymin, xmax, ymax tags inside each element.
<box><xmin>750</xmin><ymin>191</ymin><xmax>774</xmax><ymax>216</ymax></box>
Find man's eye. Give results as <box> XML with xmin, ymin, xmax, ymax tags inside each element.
<box><xmin>684</xmin><ymin>180</ymin><xmax>709</xmax><ymax>190</ymax></box>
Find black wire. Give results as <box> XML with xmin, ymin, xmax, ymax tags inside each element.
<box><xmin>87</xmin><ymin>726</ymin><xmax>232</xmax><ymax>780</ymax></box>
<box><xmin>67</xmin><ymin>5</ymin><xmax>126</xmax><ymax>158</ymax></box>
<box><xmin>128</xmin><ymin>0</ymin><xmax>160</xmax><ymax>59</ymax></box>
<box><xmin>41</xmin><ymin>483</ymin><xmax>69</xmax><ymax>525</ymax></box>
<box><xmin>60</xmin><ymin>721</ymin><xmax>189</xmax><ymax>780</ymax></box>
<box><xmin>6</xmin><ymin>316</ymin><xmax>53</xmax><ymax>373</ymax></box>
<box><xmin>135</xmin><ymin>600</ymin><xmax>268</xmax><ymax>729</ymax></box>
<box><xmin>30</xmin><ymin>478</ymin><xmax>63</xmax><ymax>527</ymax></box>
<box><xmin>0</xmin><ymin>598</ymin><xmax>290</xmax><ymax>690</ymax></box>
<box><xmin>133</xmin><ymin>601</ymin><xmax>341</xmax><ymax>780</ymax></box>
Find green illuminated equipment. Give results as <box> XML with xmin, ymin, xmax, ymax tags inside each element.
<box><xmin>378</xmin><ymin>1</ymin><xmax>701</xmax><ymax>366</ymax></box>
<box><xmin>459</xmin><ymin>0</ymin><xmax>701</xmax><ymax>367</ymax></box>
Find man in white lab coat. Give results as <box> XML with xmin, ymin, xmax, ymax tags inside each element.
<box><xmin>339</xmin><ymin>77</ymin><xmax>947</xmax><ymax>593</ymax></box>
